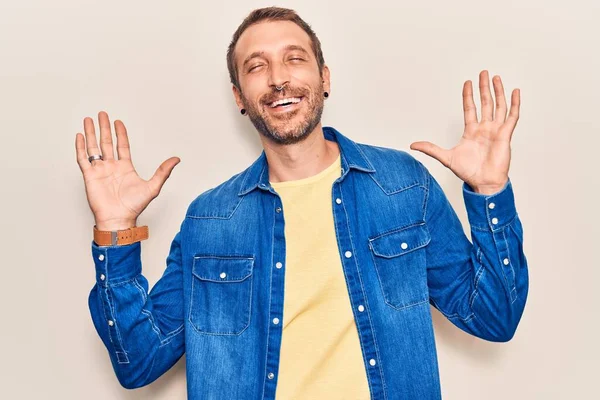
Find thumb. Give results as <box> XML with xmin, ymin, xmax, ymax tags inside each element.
<box><xmin>409</xmin><ymin>141</ymin><xmax>451</xmax><ymax>168</ymax></box>
<box><xmin>148</xmin><ymin>156</ymin><xmax>181</xmax><ymax>197</ymax></box>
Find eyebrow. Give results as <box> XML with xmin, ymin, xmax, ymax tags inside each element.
<box><xmin>283</xmin><ymin>44</ymin><xmax>310</xmax><ymax>56</ymax></box>
<box><xmin>241</xmin><ymin>45</ymin><xmax>310</xmax><ymax>69</ymax></box>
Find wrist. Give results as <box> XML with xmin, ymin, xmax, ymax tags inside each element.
<box><xmin>95</xmin><ymin>219</ymin><xmax>137</xmax><ymax>231</ymax></box>
<box><xmin>470</xmin><ymin>178</ymin><xmax>509</xmax><ymax>195</ymax></box>
<box><xmin>472</xmin><ymin>185</ymin><xmax>503</xmax><ymax>195</ymax></box>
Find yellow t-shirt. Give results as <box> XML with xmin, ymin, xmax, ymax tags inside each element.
<box><xmin>270</xmin><ymin>154</ymin><xmax>370</xmax><ymax>400</ymax></box>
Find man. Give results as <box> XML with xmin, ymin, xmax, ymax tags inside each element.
<box><xmin>75</xmin><ymin>6</ymin><xmax>528</xmax><ymax>400</ymax></box>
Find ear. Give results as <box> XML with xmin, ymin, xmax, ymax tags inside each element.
<box><xmin>232</xmin><ymin>85</ymin><xmax>244</xmax><ymax>110</ymax></box>
<box><xmin>322</xmin><ymin>65</ymin><xmax>331</xmax><ymax>94</ymax></box>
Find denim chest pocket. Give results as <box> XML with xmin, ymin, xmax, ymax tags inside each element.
<box><xmin>189</xmin><ymin>255</ymin><xmax>254</xmax><ymax>335</ymax></box>
<box><xmin>368</xmin><ymin>222</ymin><xmax>431</xmax><ymax>310</ymax></box>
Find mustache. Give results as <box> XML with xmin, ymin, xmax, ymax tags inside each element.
<box><xmin>261</xmin><ymin>86</ymin><xmax>309</xmax><ymax>105</ymax></box>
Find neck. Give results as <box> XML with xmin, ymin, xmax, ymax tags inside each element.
<box><xmin>261</xmin><ymin>123</ymin><xmax>340</xmax><ymax>183</ymax></box>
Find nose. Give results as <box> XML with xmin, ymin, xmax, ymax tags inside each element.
<box><xmin>267</xmin><ymin>61</ymin><xmax>291</xmax><ymax>91</ymax></box>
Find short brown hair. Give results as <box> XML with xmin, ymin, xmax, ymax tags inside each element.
<box><xmin>226</xmin><ymin>7</ymin><xmax>326</xmax><ymax>90</ymax></box>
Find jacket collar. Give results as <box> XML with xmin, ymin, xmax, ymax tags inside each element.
<box><xmin>238</xmin><ymin>126</ymin><xmax>376</xmax><ymax>196</ymax></box>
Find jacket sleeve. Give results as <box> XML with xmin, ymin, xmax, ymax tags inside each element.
<box><xmin>422</xmin><ymin>167</ymin><xmax>529</xmax><ymax>342</ymax></box>
<box><xmin>88</xmin><ymin>221</ymin><xmax>186</xmax><ymax>388</ymax></box>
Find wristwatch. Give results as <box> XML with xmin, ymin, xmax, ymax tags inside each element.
<box><xmin>93</xmin><ymin>225</ymin><xmax>149</xmax><ymax>246</ymax></box>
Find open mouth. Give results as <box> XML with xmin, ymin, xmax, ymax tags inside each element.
<box><xmin>266</xmin><ymin>96</ymin><xmax>304</xmax><ymax>111</ymax></box>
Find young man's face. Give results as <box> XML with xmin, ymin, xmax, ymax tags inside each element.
<box><xmin>233</xmin><ymin>20</ymin><xmax>330</xmax><ymax>145</ymax></box>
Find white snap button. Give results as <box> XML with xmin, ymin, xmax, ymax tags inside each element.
<box><xmin>273</xmin><ymin>317</ymin><xmax>280</xmax><ymax>325</ymax></box>
<box><xmin>268</xmin><ymin>372</ymin><xmax>275</xmax><ymax>379</ymax></box>
<box><xmin>276</xmin><ymin>207</ymin><xmax>282</xmax><ymax>213</ymax></box>
<box><xmin>336</xmin><ymin>198</ymin><xmax>342</xmax><ymax>204</ymax></box>
<box><xmin>345</xmin><ymin>251</ymin><xmax>352</xmax><ymax>258</ymax></box>
<box><xmin>100</xmin><ymin>274</ymin><xmax>105</xmax><ymax>281</ymax></box>
<box><xmin>358</xmin><ymin>305</ymin><xmax>365</xmax><ymax>312</ymax></box>
<box><xmin>491</xmin><ymin>217</ymin><xmax>498</xmax><ymax>225</ymax></box>
<box><xmin>489</xmin><ymin>202</ymin><xmax>495</xmax><ymax>209</ymax></box>
<box><xmin>98</xmin><ymin>254</ymin><xmax>105</xmax><ymax>261</ymax></box>
<box><xmin>275</xmin><ymin>262</ymin><xmax>283</xmax><ymax>269</ymax></box>
<box><xmin>400</xmin><ymin>242</ymin><xmax>408</xmax><ymax>250</ymax></box>
<box><xmin>108</xmin><ymin>320</ymin><xmax>114</xmax><ymax>326</ymax></box>
<box><xmin>369</xmin><ymin>359</ymin><xmax>376</xmax><ymax>366</ymax></box>
<box><xmin>220</xmin><ymin>272</ymin><xmax>226</xmax><ymax>279</ymax></box>
<box><xmin>503</xmin><ymin>258</ymin><xmax>510</xmax><ymax>265</ymax></box>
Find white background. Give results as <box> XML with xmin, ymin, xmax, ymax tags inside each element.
<box><xmin>1</xmin><ymin>0</ymin><xmax>598</xmax><ymax>398</ymax></box>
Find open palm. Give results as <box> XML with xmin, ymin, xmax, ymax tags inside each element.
<box><xmin>75</xmin><ymin>111</ymin><xmax>180</xmax><ymax>230</ymax></box>
<box><xmin>410</xmin><ymin>70</ymin><xmax>520</xmax><ymax>195</ymax></box>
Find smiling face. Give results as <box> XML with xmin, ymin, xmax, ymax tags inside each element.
<box><xmin>232</xmin><ymin>20</ymin><xmax>330</xmax><ymax>145</ymax></box>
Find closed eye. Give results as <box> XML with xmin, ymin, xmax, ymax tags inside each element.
<box><xmin>248</xmin><ymin>64</ymin><xmax>263</xmax><ymax>72</ymax></box>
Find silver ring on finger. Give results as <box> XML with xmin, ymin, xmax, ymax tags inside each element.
<box><xmin>88</xmin><ymin>154</ymin><xmax>103</xmax><ymax>163</ymax></box>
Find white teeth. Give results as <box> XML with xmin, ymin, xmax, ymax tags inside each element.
<box><xmin>269</xmin><ymin>97</ymin><xmax>302</xmax><ymax>108</ymax></box>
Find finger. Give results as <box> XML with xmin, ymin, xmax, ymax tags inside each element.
<box><xmin>75</xmin><ymin>133</ymin><xmax>91</xmax><ymax>172</ymax></box>
<box><xmin>479</xmin><ymin>70</ymin><xmax>494</xmax><ymax>122</ymax></box>
<box><xmin>114</xmin><ymin>119</ymin><xmax>132</xmax><ymax>161</ymax></box>
<box><xmin>148</xmin><ymin>157</ymin><xmax>181</xmax><ymax>198</ymax></box>
<box><xmin>409</xmin><ymin>141</ymin><xmax>451</xmax><ymax>168</ymax></box>
<box><xmin>462</xmin><ymin>80</ymin><xmax>478</xmax><ymax>126</ymax></box>
<box><xmin>83</xmin><ymin>116</ymin><xmax>102</xmax><ymax>165</ymax></box>
<box><xmin>492</xmin><ymin>75</ymin><xmax>507</xmax><ymax>124</ymax></box>
<box><xmin>503</xmin><ymin>88</ymin><xmax>521</xmax><ymax>140</ymax></box>
<box><xmin>98</xmin><ymin>111</ymin><xmax>115</xmax><ymax>161</ymax></box>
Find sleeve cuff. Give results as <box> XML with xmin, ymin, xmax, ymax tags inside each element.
<box><xmin>91</xmin><ymin>240</ymin><xmax>142</xmax><ymax>284</ymax></box>
<box><xmin>462</xmin><ymin>178</ymin><xmax>517</xmax><ymax>232</ymax></box>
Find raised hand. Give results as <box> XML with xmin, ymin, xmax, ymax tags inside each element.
<box><xmin>75</xmin><ymin>111</ymin><xmax>181</xmax><ymax>231</ymax></box>
<box><xmin>410</xmin><ymin>70</ymin><xmax>520</xmax><ymax>195</ymax></box>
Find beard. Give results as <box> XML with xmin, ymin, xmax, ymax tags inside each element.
<box><xmin>241</xmin><ymin>80</ymin><xmax>325</xmax><ymax>145</ymax></box>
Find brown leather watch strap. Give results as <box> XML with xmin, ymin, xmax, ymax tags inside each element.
<box><xmin>93</xmin><ymin>225</ymin><xmax>149</xmax><ymax>246</ymax></box>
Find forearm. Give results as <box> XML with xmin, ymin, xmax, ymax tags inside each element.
<box><xmin>425</xmin><ymin>170</ymin><xmax>529</xmax><ymax>342</ymax></box>
<box><xmin>463</xmin><ymin>179</ymin><xmax>529</xmax><ymax>340</ymax></box>
<box><xmin>88</xmin><ymin>237</ymin><xmax>185</xmax><ymax>388</ymax></box>
<box><xmin>464</xmin><ymin>211</ymin><xmax>529</xmax><ymax>341</ymax></box>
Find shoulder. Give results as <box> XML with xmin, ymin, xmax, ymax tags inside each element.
<box><xmin>356</xmin><ymin>141</ymin><xmax>429</xmax><ymax>194</ymax></box>
<box><xmin>184</xmin><ymin>168</ymin><xmax>248</xmax><ymax>219</ymax></box>
<box><xmin>358</xmin><ymin>142</ymin><xmax>425</xmax><ymax>173</ymax></box>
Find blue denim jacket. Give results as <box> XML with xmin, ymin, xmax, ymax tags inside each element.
<box><xmin>89</xmin><ymin>126</ymin><xmax>529</xmax><ymax>399</ymax></box>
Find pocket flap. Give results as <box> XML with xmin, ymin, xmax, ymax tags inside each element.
<box><xmin>369</xmin><ymin>222</ymin><xmax>430</xmax><ymax>258</ymax></box>
<box><xmin>192</xmin><ymin>255</ymin><xmax>254</xmax><ymax>282</ymax></box>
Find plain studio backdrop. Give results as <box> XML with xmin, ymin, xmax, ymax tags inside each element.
<box><xmin>0</xmin><ymin>0</ymin><xmax>597</xmax><ymax>398</ymax></box>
